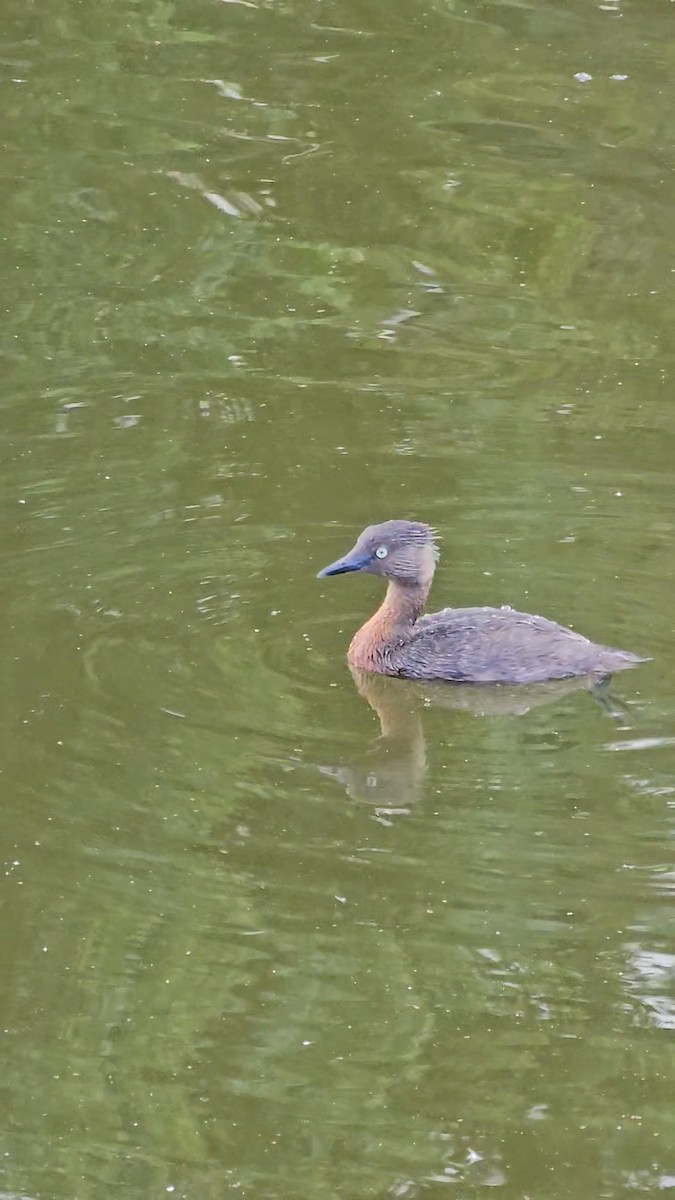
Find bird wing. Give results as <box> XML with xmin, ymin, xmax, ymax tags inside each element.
<box><xmin>398</xmin><ymin>606</ymin><xmax>597</xmax><ymax>683</ymax></box>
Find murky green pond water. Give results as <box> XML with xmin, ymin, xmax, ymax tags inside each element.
<box><xmin>1</xmin><ymin>0</ymin><xmax>674</xmax><ymax>1196</ymax></box>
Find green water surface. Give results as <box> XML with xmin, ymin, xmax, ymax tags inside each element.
<box><xmin>1</xmin><ymin>0</ymin><xmax>674</xmax><ymax>1196</ymax></box>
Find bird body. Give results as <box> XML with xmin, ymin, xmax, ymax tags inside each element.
<box><xmin>318</xmin><ymin>520</ymin><xmax>645</xmax><ymax>685</ymax></box>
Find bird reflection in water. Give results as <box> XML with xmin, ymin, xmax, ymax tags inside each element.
<box><xmin>319</xmin><ymin>667</ymin><xmax>630</xmax><ymax>822</ymax></box>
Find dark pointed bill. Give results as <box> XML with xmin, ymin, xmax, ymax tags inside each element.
<box><xmin>317</xmin><ymin>551</ymin><xmax>372</xmax><ymax>578</ymax></box>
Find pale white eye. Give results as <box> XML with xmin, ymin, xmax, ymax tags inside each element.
<box><xmin>375</xmin><ymin>545</ymin><xmax>388</xmax><ymax>559</ymax></box>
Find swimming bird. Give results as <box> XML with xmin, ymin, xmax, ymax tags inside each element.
<box><xmin>317</xmin><ymin>519</ymin><xmax>646</xmax><ymax>684</ymax></box>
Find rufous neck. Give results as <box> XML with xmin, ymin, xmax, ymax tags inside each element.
<box><xmin>381</xmin><ymin>578</ymin><xmax>430</xmax><ymax>630</ymax></box>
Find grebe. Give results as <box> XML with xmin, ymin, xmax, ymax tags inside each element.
<box><xmin>317</xmin><ymin>519</ymin><xmax>646</xmax><ymax>684</ymax></box>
